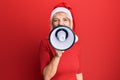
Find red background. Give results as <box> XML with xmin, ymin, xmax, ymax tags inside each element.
<box><xmin>0</xmin><ymin>0</ymin><xmax>120</xmax><ymax>80</ymax></box>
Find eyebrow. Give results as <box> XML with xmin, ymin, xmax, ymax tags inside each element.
<box><xmin>52</xmin><ymin>18</ymin><xmax>58</xmax><ymax>20</ymax></box>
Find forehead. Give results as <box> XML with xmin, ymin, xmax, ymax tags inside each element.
<box><xmin>53</xmin><ymin>12</ymin><xmax>68</xmax><ymax>18</ymax></box>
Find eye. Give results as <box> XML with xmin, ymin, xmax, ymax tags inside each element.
<box><xmin>63</xmin><ymin>18</ymin><xmax>69</xmax><ymax>21</ymax></box>
<box><xmin>52</xmin><ymin>19</ymin><xmax>58</xmax><ymax>22</ymax></box>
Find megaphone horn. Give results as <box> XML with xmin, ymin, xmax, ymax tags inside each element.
<box><xmin>49</xmin><ymin>25</ymin><xmax>75</xmax><ymax>51</ymax></box>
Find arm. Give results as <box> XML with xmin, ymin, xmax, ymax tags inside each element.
<box><xmin>43</xmin><ymin>50</ymin><xmax>63</xmax><ymax>80</ymax></box>
<box><xmin>76</xmin><ymin>73</ymin><xmax>83</xmax><ymax>80</ymax></box>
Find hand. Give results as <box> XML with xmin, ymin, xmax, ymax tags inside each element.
<box><xmin>55</xmin><ymin>50</ymin><xmax>64</xmax><ymax>57</ymax></box>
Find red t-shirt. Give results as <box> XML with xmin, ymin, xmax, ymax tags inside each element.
<box><xmin>39</xmin><ymin>38</ymin><xmax>81</xmax><ymax>80</ymax></box>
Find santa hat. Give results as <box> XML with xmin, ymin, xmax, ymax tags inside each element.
<box><xmin>50</xmin><ymin>2</ymin><xmax>75</xmax><ymax>30</ymax></box>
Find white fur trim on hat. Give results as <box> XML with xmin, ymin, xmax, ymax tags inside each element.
<box><xmin>50</xmin><ymin>7</ymin><xmax>73</xmax><ymax>28</ymax></box>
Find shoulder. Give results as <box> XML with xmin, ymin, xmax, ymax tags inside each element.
<box><xmin>39</xmin><ymin>37</ymin><xmax>55</xmax><ymax>57</ymax></box>
<box><xmin>39</xmin><ymin>37</ymin><xmax>54</xmax><ymax>51</ymax></box>
<box><xmin>40</xmin><ymin>38</ymin><xmax>49</xmax><ymax>45</ymax></box>
<box><xmin>39</xmin><ymin>38</ymin><xmax>50</xmax><ymax>50</ymax></box>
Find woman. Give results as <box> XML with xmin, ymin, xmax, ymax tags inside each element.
<box><xmin>39</xmin><ymin>2</ymin><xmax>83</xmax><ymax>80</ymax></box>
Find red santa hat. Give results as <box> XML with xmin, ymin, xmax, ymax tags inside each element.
<box><xmin>50</xmin><ymin>2</ymin><xmax>75</xmax><ymax>31</ymax></box>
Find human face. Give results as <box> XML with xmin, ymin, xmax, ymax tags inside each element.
<box><xmin>51</xmin><ymin>12</ymin><xmax>72</xmax><ymax>29</ymax></box>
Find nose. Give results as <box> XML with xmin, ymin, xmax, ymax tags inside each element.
<box><xmin>58</xmin><ymin>20</ymin><xmax>64</xmax><ymax>26</ymax></box>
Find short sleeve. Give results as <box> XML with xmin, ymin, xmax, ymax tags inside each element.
<box><xmin>77</xmin><ymin>53</ymin><xmax>82</xmax><ymax>73</ymax></box>
<box><xmin>76</xmin><ymin>42</ymin><xmax>82</xmax><ymax>73</ymax></box>
<box><xmin>39</xmin><ymin>39</ymin><xmax>51</xmax><ymax>75</ymax></box>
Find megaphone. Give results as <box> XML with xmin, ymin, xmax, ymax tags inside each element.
<box><xmin>49</xmin><ymin>25</ymin><xmax>76</xmax><ymax>51</ymax></box>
